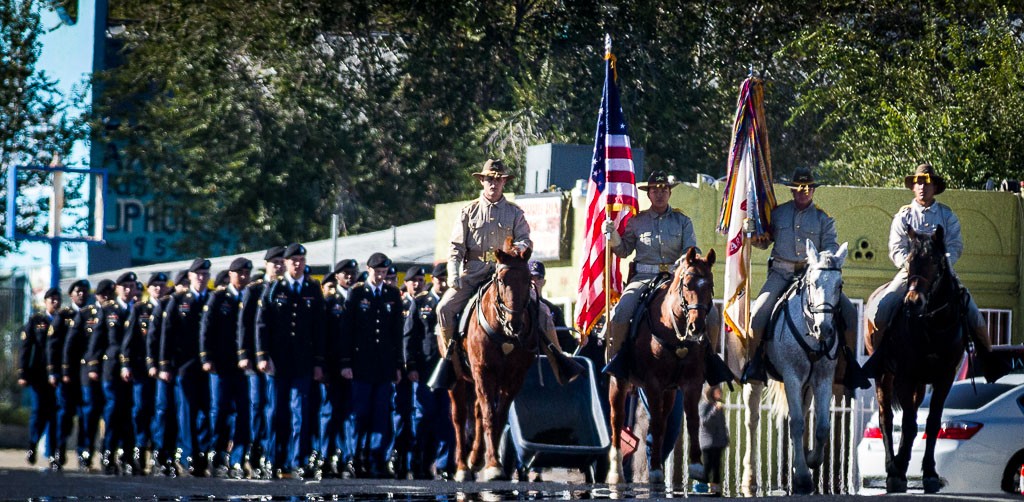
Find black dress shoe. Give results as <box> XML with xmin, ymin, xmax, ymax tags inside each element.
<box><xmin>341</xmin><ymin>461</ymin><xmax>357</xmax><ymax>479</ymax></box>
<box><xmin>77</xmin><ymin>451</ymin><xmax>92</xmax><ymax>471</ymax></box>
<box><xmin>49</xmin><ymin>457</ymin><xmax>62</xmax><ymax>472</ymax></box>
<box><xmin>101</xmin><ymin>450</ymin><xmax>117</xmax><ymax>475</ymax></box>
<box><xmin>26</xmin><ymin>448</ymin><xmax>37</xmax><ymax>465</ymax></box>
<box><xmin>229</xmin><ymin>463</ymin><xmax>246</xmax><ymax>480</ymax></box>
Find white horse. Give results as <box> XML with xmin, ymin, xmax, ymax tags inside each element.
<box><xmin>763</xmin><ymin>240</ymin><xmax>848</xmax><ymax>494</ymax></box>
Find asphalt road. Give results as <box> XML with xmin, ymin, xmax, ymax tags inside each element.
<box><xmin>0</xmin><ymin>450</ymin><xmax>1019</xmax><ymax>500</ymax></box>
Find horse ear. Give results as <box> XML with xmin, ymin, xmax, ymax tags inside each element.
<box><xmin>933</xmin><ymin>225</ymin><xmax>944</xmax><ymax>243</ymax></box>
<box><xmin>502</xmin><ymin>235</ymin><xmax>515</xmax><ymax>253</ymax></box>
<box><xmin>835</xmin><ymin>242</ymin><xmax>849</xmax><ymax>267</ymax></box>
<box><xmin>906</xmin><ymin>225</ymin><xmax>917</xmax><ymax>241</ymax></box>
<box><xmin>806</xmin><ymin>239</ymin><xmax>820</xmax><ymax>264</ymax></box>
<box><xmin>522</xmin><ymin>246</ymin><xmax>532</xmax><ymax>261</ymax></box>
<box><xmin>494</xmin><ymin>248</ymin><xmax>509</xmax><ymax>263</ymax></box>
<box><xmin>685</xmin><ymin>246</ymin><xmax>697</xmax><ymax>264</ymax></box>
<box><xmin>705</xmin><ymin>248</ymin><xmax>716</xmax><ymax>266</ymax></box>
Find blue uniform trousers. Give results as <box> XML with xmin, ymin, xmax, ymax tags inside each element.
<box><xmin>27</xmin><ymin>381</ymin><xmax>57</xmax><ymax>458</ymax></box>
<box><xmin>391</xmin><ymin>378</ymin><xmax>415</xmax><ymax>473</ymax></box>
<box><xmin>266</xmin><ymin>375</ymin><xmax>313</xmax><ymax>471</ymax></box>
<box><xmin>350</xmin><ymin>381</ymin><xmax>395</xmax><ymax>471</ymax></box>
<box><xmin>102</xmin><ymin>378</ymin><xmax>134</xmax><ymax>454</ymax></box>
<box><xmin>131</xmin><ymin>378</ymin><xmax>155</xmax><ymax>450</ymax></box>
<box><xmin>246</xmin><ymin>371</ymin><xmax>269</xmax><ymax>461</ymax></box>
<box><xmin>55</xmin><ymin>382</ymin><xmax>83</xmax><ymax>460</ymax></box>
<box><xmin>175</xmin><ymin>370</ymin><xmax>211</xmax><ymax>467</ymax></box>
<box><xmin>209</xmin><ymin>372</ymin><xmax>249</xmax><ymax>466</ymax></box>
<box><xmin>80</xmin><ymin>380</ymin><xmax>105</xmax><ymax>458</ymax></box>
<box><xmin>413</xmin><ymin>382</ymin><xmax>454</xmax><ymax>475</ymax></box>
<box><xmin>152</xmin><ymin>379</ymin><xmax>177</xmax><ymax>459</ymax></box>
<box><xmin>316</xmin><ymin>379</ymin><xmax>353</xmax><ymax>462</ymax></box>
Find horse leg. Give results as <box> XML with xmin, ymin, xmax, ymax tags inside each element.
<box><xmin>741</xmin><ymin>382</ymin><xmax>763</xmax><ymax>497</ymax></box>
<box><xmin>473</xmin><ymin>373</ymin><xmax>503</xmax><ymax>481</ymax></box>
<box><xmin>645</xmin><ymin>387</ymin><xmax>668</xmax><ymax>485</ymax></box>
<box><xmin>449</xmin><ymin>382</ymin><xmax>472</xmax><ymax>482</ymax></box>
<box><xmin>783</xmin><ymin>376</ymin><xmax>813</xmax><ymax>495</ymax></box>
<box><xmin>806</xmin><ymin>370</ymin><xmax>833</xmax><ymax>470</ymax></box>
<box><xmin>606</xmin><ymin>376</ymin><xmax>628</xmax><ymax>485</ymax></box>
<box><xmin>468</xmin><ymin>392</ymin><xmax>485</xmax><ymax>472</ymax></box>
<box><xmin>682</xmin><ymin>382</ymin><xmax>705</xmax><ymax>483</ymax></box>
<box><xmin>875</xmin><ymin>375</ymin><xmax>903</xmax><ymax>493</ymax></box>
<box><xmin>921</xmin><ymin>378</ymin><xmax>953</xmax><ymax>493</ymax></box>
<box><xmin>479</xmin><ymin>386</ymin><xmax>511</xmax><ymax>482</ymax></box>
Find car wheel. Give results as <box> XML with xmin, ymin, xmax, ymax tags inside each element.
<box><xmin>1001</xmin><ymin>450</ymin><xmax>1024</xmax><ymax>493</ymax></box>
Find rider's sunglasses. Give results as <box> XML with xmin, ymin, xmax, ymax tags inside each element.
<box><xmin>910</xmin><ymin>174</ymin><xmax>932</xmax><ymax>185</ymax></box>
<box><xmin>791</xmin><ymin>183</ymin><xmax>814</xmax><ymax>194</ymax></box>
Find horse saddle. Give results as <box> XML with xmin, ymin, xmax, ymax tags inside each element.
<box><xmin>455</xmin><ymin>278</ymin><xmax>540</xmax><ymax>355</ymax></box>
<box><xmin>455</xmin><ymin>279</ymin><xmax>492</xmax><ymax>341</ymax></box>
<box><xmin>627</xmin><ymin>273</ymin><xmax>674</xmax><ymax>342</ymax></box>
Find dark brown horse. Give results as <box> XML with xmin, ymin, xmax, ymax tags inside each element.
<box><xmin>606</xmin><ymin>247</ymin><xmax>717</xmax><ymax>484</ymax></box>
<box><xmin>449</xmin><ymin>241</ymin><xmax>538</xmax><ymax>482</ymax></box>
<box><xmin>866</xmin><ymin>226</ymin><xmax>965</xmax><ymax>493</ymax></box>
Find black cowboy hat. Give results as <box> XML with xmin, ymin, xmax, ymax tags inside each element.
<box><xmin>783</xmin><ymin>167</ymin><xmax>821</xmax><ymax>190</ymax></box>
<box><xmin>904</xmin><ymin>163</ymin><xmax>946</xmax><ymax>195</ymax></box>
<box><xmin>638</xmin><ymin>171</ymin><xmax>679</xmax><ymax>191</ymax></box>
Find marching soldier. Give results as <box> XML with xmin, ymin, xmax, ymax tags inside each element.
<box><xmin>93</xmin><ymin>272</ymin><xmax>138</xmax><ymax>475</ymax></box>
<box><xmin>436</xmin><ymin>159</ymin><xmax>581</xmax><ymax>385</ymax></box>
<box><xmin>392</xmin><ymin>265</ymin><xmax>425</xmax><ymax>479</ymax></box>
<box><xmin>20</xmin><ymin>287</ymin><xmax>61</xmax><ymax>470</ymax></box>
<box><xmin>741</xmin><ymin>167</ymin><xmax>867</xmax><ymax>389</ymax></box>
<box><xmin>160</xmin><ymin>258</ymin><xmax>213</xmax><ymax>476</ymax></box>
<box><xmin>333</xmin><ymin>259</ymin><xmax>359</xmax><ymax>301</ymax></box>
<box><xmin>255</xmin><ymin>243</ymin><xmax>326</xmax><ymax>479</ymax></box>
<box><xmin>122</xmin><ymin>272</ymin><xmax>169</xmax><ymax>474</ymax></box>
<box><xmin>151</xmin><ymin>273</ymin><xmax>179</xmax><ymax>476</ymax></box>
<box><xmin>49</xmin><ymin>279</ymin><xmax>89</xmax><ymax>470</ymax></box>
<box><xmin>65</xmin><ymin>279</ymin><xmax>112</xmax><ymax>471</ymax></box>
<box><xmin>341</xmin><ymin>252</ymin><xmax>404</xmax><ymax>478</ymax></box>
<box><xmin>237</xmin><ymin>245</ymin><xmax>284</xmax><ymax>478</ymax></box>
<box><xmin>317</xmin><ymin>273</ymin><xmax>353</xmax><ymax>478</ymax></box>
<box><xmin>404</xmin><ymin>263</ymin><xmax>455</xmax><ymax>480</ymax></box>
<box><xmin>201</xmin><ymin>257</ymin><xmax>252</xmax><ymax>478</ymax></box>
<box><xmin>866</xmin><ymin>163</ymin><xmax>1006</xmax><ymax>381</ymax></box>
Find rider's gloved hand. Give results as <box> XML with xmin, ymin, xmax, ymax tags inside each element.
<box><xmin>603</xmin><ymin>219</ymin><xmax>622</xmax><ymax>247</ymax></box>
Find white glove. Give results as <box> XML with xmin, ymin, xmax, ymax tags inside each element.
<box><xmin>603</xmin><ymin>219</ymin><xmax>622</xmax><ymax>247</ymax></box>
<box><xmin>450</xmin><ymin>275</ymin><xmax>461</xmax><ymax>291</ymax></box>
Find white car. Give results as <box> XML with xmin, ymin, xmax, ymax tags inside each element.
<box><xmin>857</xmin><ymin>372</ymin><xmax>1024</xmax><ymax>494</ymax></box>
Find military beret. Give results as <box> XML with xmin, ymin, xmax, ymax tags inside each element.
<box><xmin>386</xmin><ymin>266</ymin><xmax>397</xmax><ymax>276</ymax></box>
<box><xmin>214</xmin><ymin>270</ymin><xmax>230</xmax><ymax>287</ymax></box>
<box><xmin>44</xmin><ymin>287</ymin><xmax>62</xmax><ymax>300</ymax></box>
<box><xmin>405</xmin><ymin>266</ymin><xmax>425</xmax><ymax>279</ymax></box>
<box><xmin>148</xmin><ymin>272</ymin><xmax>169</xmax><ymax>286</ymax></box>
<box><xmin>189</xmin><ymin>258</ymin><xmax>211</xmax><ymax>272</ymax></box>
<box><xmin>321</xmin><ymin>274</ymin><xmax>338</xmax><ymax>286</ymax></box>
<box><xmin>116</xmin><ymin>271</ymin><xmax>138</xmax><ymax>284</ymax></box>
<box><xmin>264</xmin><ymin>245</ymin><xmax>286</xmax><ymax>261</ymax></box>
<box><xmin>283</xmin><ymin>243</ymin><xmax>306</xmax><ymax>259</ymax></box>
<box><xmin>174</xmin><ymin>270</ymin><xmax>189</xmax><ymax>286</ymax></box>
<box><xmin>334</xmin><ymin>259</ymin><xmax>358</xmax><ymax>274</ymax></box>
<box><xmin>68</xmin><ymin>279</ymin><xmax>91</xmax><ymax>295</ymax></box>
<box><xmin>529</xmin><ymin>260</ymin><xmax>546</xmax><ymax>278</ymax></box>
<box><xmin>229</xmin><ymin>257</ymin><xmax>253</xmax><ymax>272</ymax></box>
<box><xmin>95</xmin><ymin>279</ymin><xmax>116</xmax><ymax>297</ymax></box>
<box><xmin>135</xmin><ymin>281</ymin><xmax>144</xmax><ymax>292</ymax></box>
<box><xmin>367</xmin><ymin>252</ymin><xmax>392</xmax><ymax>269</ymax></box>
<box><xmin>357</xmin><ymin>271</ymin><xmax>368</xmax><ymax>283</ymax></box>
<box><xmin>431</xmin><ymin>263</ymin><xmax>448</xmax><ymax>279</ymax></box>
<box><xmin>304</xmin><ymin>265</ymin><xmax>311</xmax><ymax>275</ymax></box>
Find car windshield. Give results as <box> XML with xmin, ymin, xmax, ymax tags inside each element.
<box><xmin>921</xmin><ymin>383</ymin><xmax>1015</xmax><ymax>410</ymax></box>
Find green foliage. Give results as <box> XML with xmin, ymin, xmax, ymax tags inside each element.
<box><xmin>0</xmin><ymin>0</ymin><xmax>85</xmax><ymax>256</ymax></box>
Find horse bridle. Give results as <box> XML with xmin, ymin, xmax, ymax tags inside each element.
<box><xmin>490</xmin><ymin>263</ymin><xmax>530</xmax><ymax>340</ymax></box>
<box><xmin>790</xmin><ymin>265</ymin><xmax>843</xmax><ymax>361</ymax></box>
<box><xmin>669</xmin><ymin>270</ymin><xmax>713</xmax><ymax>342</ymax></box>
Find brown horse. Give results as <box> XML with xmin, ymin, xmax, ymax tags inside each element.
<box><xmin>866</xmin><ymin>227</ymin><xmax>965</xmax><ymax>493</ymax></box>
<box><xmin>606</xmin><ymin>247</ymin><xmax>717</xmax><ymax>484</ymax></box>
<box><xmin>449</xmin><ymin>241</ymin><xmax>538</xmax><ymax>482</ymax></box>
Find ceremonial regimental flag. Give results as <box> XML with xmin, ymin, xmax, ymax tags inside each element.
<box><xmin>717</xmin><ymin>77</ymin><xmax>776</xmax><ymax>347</ymax></box>
<box><xmin>575</xmin><ymin>37</ymin><xmax>639</xmax><ymax>340</ymax></box>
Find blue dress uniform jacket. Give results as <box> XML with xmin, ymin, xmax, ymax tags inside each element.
<box><xmin>236</xmin><ymin>279</ymin><xmax>267</xmax><ymax>365</ymax></box>
<box><xmin>98</xmin><ymin>300</ymin><xmax>131</xmax><ymax>382</ymax></box>
<box><xmin>20</xmin><ymin>312</ymin><xmax>52</xmax><ymax>384</ymax></box>
<box><xmin>324</xmin><ymin>292</ymin><xmax>346</xmax><ymax>376</ymax></box>
<box><xmin>342</xmin><ymin>282</ymin><xmax>405</xmax><ymax>383</ymax></box>
<box><xmin>200</xmin><ymin>286</ymin><xmax>244</xmax><ymax>373</ymax></box>
<box><xmin>66</xmin><ymin>303</ymin><xmax>103</xmax><ymax>384</ymax></box>
<box><xmin>255</xmin><ymin>278</ymin><xmax>327</xmax><ymax>377</ymax></box>
<box><xmin>403</xmin><ymin>291</ymin><xmax>441</xmax><ymax>375</ymax></box>
<box><xmin>46</xmin><ymin>307</ymin><xmax>76</xmax><ymax>381</ymax></box>
<box><xmin>122</xmin><ymin>298</ymin><xmax>162</xmax><ymax>376</ymax></box>
<box><xmin>160</xmin><ymin>290</ymin><xmax>208</xmax><ymax>376</ymax></box>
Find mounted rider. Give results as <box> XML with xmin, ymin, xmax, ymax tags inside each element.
<box><xmin>741</xmin><ymin>167</ymin><xmax>868</xmax><ymax>389</ymax></box>
<box><xmin>434</xmin><ymin>159</ymin><xmax>583</xmax><ymax>385</ymax></box>
<box><xmin>601</xmin><ymin>171</ymin><xmax>726</xmax><ymax>378</ymax></box>
<box><xmin>866</xmin><ymin>163</ymin><xmax>1006</xmax><ymax>381</ymax></box>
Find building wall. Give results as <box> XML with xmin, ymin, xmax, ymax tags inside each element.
<box><xmin>436</xmin><ymin>182</ymin><xmax>1024</xmax><ymax>344</ymax></box>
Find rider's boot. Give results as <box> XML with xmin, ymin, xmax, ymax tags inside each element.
<box><xmin>427</xmin><ymin>327</ymin><xmax>459</xmax><ymax>390</ymax></box>
<box><xmin>542</xmin><ymin>327</ymin><xmax>585</xmax><ymax>385</ymax></box>
<box><xmin>704</xmin><ymin>345</ymin><xmax>736</xmax><ymax>388</ymax></box>
<box><xmin>739</xmin><ymin>328</ymin><xmax>767</xmax><ymax>384</ymax></box>
<box><xmin>601</xmin><ymin>321</ymin><xmax>630</xmax><ymax>379</ymax></box>
<box><xmin>861</xmin><ymin>325</ymin><xmax>887</xmax><ymax>378</ymax></box>
<box><xmin>969</xmin><ymin>323</ymin><xmax>1010</xmax><ymax>383</ymax></box>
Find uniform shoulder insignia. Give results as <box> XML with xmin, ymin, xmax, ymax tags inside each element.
<box><xmin>60</xmin><ymin>306</ymin><xmax>73</xmax><ymax>314</ymax></box>
<box><xmin>250</xmin><ymin>278</ymin><xmax>264</xmax><ymax>286</ymax></box>
<box><xmin>415</xmin><ymin>291</ymin><xmax>429</xmax><ymax>298</ymax></box>
<box><xmin>353</xmin><ymin>281</ymin><xmax>366</xmax><ymax>289</ymax></box>
<box><xmin>672</xmin><ymin>208</ymin><xmax>686</xmax><ymax>215</ymax></box>
<box><xmin>216</xmin><ymin>285</ymin><xmax>227</xmax><ymax>292</ymax></box>
<box><xmin>899</xmin><ymin>204</ymin><xmax>913</xmax><ymax>213</ymax></box>
<box><xmin>104</xmin><ymin>299</ymin><xmax>116</xmax><ymax>307</ymax></box>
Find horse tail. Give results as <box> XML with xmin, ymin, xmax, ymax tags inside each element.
<box><xmin>765</xmin><ymin>380</ymin><xmax>789</xmax><ymax>420</ymax></box>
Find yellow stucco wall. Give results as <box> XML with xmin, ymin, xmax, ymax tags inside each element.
<box><xmin>435</xmin><ymin>184</ymin><xmax>1024</xmax><ymax>343</ymax></box>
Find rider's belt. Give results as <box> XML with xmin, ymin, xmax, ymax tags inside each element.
<box><xmin>467</xmin><ymin>249</ymin><xmax>498</xmax><ymax>263</ymax></box>
<box><xmin>770</xmin><ymin>256</ymin><xmax>807</xmax><ymax>274</ymax></box>
<box><xmin>635</xmin><ymin>262</ymin><xmax>673</xmax><ymax>274</ymax></box>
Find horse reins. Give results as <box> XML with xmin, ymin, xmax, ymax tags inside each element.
<box><xmin>476</xmin><ymin>263</ymin><xmax>533</xmax><ymax>350</ymax></box>
<box><xmin>787</xmin><ymin>266</ymin><xmax>843</xmax><ymax>363</ymax></box>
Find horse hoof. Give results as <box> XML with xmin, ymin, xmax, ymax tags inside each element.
<box><xmin>923</xmin><ymin>476</ymin><xmax>944</xmax><ymax>494</ymax></box>
<box><xmin>649</xmin><ymin>469</ymin><xmax>665</xmax><ymax>484</ymax></box>
<box><xmin>687</xmin><ymin>463</ymin><xmax>705</xmax><ymax>482</ymax></box>
<box><xmin>741</xmin><ymin>471</ymin><xmax>758</xmax><ymax>497</ymax></box>
<box><xmin>886</xmin><ymin>475</ymin><xmax>907</xmax><ymax>493</ymax></box>
<box><xmin>793</xmin><ymin>473</ymin><xmax>814</xmax><ymax>495</ymax></box>
<box><xmin>480</xmin><ymin>466</ymin><xmax>505</xmax><ymax>482</ymax></box>
<box><xmin>454</xmin><ymin>469</ymin><xmax>473</xmax><ymax>482</ymax></box>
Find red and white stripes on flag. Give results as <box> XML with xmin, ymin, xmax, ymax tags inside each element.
<box><xmin>575</xmin><ymin>39</ymin><xmax>639</xmax><ymax>340</ymax></box>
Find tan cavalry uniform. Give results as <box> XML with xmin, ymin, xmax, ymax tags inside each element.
<box><xmin>606</xmin><ymin>205</ymin><xmax>719</xmax><ymax>359</ymax></box>
<box><xmin>749</xmin><ymin>200</ymin><xmax>858</xmax><ymax>357</ymax></box>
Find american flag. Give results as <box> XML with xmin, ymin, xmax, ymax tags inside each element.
<box><xmin>575</xmin><ymin>37</ymin><xmax>639</xmax><ymax>340</ymax></box>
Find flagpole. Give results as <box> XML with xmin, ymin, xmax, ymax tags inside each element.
<box><xmin>603</xmin><ymin>34</ymin><xmax>614</xmax><ymax>331</ymax></box>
